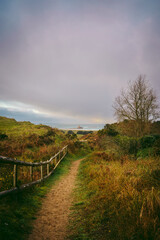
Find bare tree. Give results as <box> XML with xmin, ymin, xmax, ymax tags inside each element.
<box><xmin>113</xmin><ymin>75</ymin><xmax>159</xmax><ymax>136</ymax></box>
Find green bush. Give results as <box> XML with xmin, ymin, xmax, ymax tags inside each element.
<box><xmin>115</xmin><ymin>135</ymin><xmax>139</xmax><ymax>156</ymax></box>
<box><xmin>104</xmin><ymin>124</ymin><xmax>119</xmax><ymax>136</ymax></box>
<box><xmin>140</xmin><ymin>135</ymin><xmax>156</xmax><ymax>148</ymax></box>
<box><xmin>0</xmin><ymin>133</ymin><xmax>8</xmax><ymax>140</ymax></box>
<box><xmin>77</xmin><ymin>131</ymin><xmax>93</xmax><ymax>135</ymax></box>
<box><xmin>66</xmin><ymin>132</ymin><xmax>77</xmax><ymax>140</ymax></box>
<box><xmin>153</xmin><ymin>138</ymin><xmax>160</xmax><ymax>156</ymax></box>
<box><xmin>98</xmin><ymin>125</ymin><xmax>118</xmax><ymax>137</ymax></box>
<box><xmin>137</xmin><ymin>148</ymin><xmax>154</xmax><ymax>158</ymax></box>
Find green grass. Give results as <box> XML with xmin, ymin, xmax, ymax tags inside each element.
<box><xmin>0</xmin><ymin>116</ymin><xmax>68</xmax><ymax>161</ymax></box>
<box><xmin>0</xmin><ymin>116</ymin><xmax>92</xmax><ymax>239</ymax></box>
<box><xmin>0</xmin><ymin>154</ymin><xmax>85</xmax><ymax>240</ymax></box>
<box><xmin>68</xmin><ymin>153</ymin><xmax>160</xmax><ymax>240</ymax></box>
<box><xmin>0</xmin><ymin>116</ymin><xmax>48</xmax><ymax>137</ymax></box>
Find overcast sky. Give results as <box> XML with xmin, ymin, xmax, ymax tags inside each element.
<box><xmin>0</xmin><ymin>0</ymin><xmax>160</xmax><ymax>124</ymax></box>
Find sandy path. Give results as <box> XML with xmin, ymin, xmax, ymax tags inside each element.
<box><xmin>28</xmin><ymin>159</ymin><xmax>82</xmax><ymax>240</ymax></box>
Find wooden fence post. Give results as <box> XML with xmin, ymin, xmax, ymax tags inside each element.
<box><xmin>54</xmin><ymin>156</ymin><xmax>56</xmax><ymax>166</ymax></box>
<box><xmin>30</xmin><ymin>166</ymin><xmax>33</xmax><ymax>181</ymax></box>
<box><xmin>13</xmin><ymin>164</ymin><xmax>17</xmax><ymax>188</ymax></box>
<box><xmin>0</xmin><ymin>145</ymin><xmax>68</xmax><ymax>197</ymax></box>
<box><xmin>40</xmin><ymin>163</ymin><xmax>43</xmax><ymax>180</ymax></box>
<box><xmin>47</xmin><ymin>163</ymin><xmax>49</xmax><ymax>175</ymax></box>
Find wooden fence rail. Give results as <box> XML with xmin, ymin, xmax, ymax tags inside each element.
<box><xmin>0</xmin><ymin>145</ymin><xmax>68</xmax><ymax>197</ymax></box>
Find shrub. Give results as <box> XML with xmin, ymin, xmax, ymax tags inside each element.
<box><xmin>45</xmin><ymin>129</ymin><xmax>56</xmax><ymax>137</ymax></box>
<box><xmin>67</xmin><ymin>130</ymin><xmax>74</xmax><ymax>135</ymax></box>
<box><xmin>68</xmin><ymin>140</ymin><xmax>91</xmax><ymax>155</ymax></box>
<box><xmin>99</xmin><ymin>124</ymin><xmax>119</xmax><ymax>136</ymax></box>
<box><xmin>92</xmin><ymin>151</ymin><xmax>118</xmax><ymax>162</ymax></box>
<box><xmin>115</xmin><ymin>135</ymin><xmax>139</xmax><ymax>156</ymax></box>
<box><xmin>77</xmin><ymin>131</ymin><xmax>93</xmax><ymax>135</ymax></box>
<box><xmin>0</xmin><ymin>133</ymin><xmax>8</xmax><ymax>140</ymax></box>
<box><xmin>140</xmin><ymin>135</ymin><xmax>156</xmax><ymax>148</ymax></box>
<box><xmin>137</xmin><ymin>148</ymin><xmax>154</xmax><ymax>158</ymax></box>
<box><xmin>66</xmin><ymin>132</ymin><xmax>77</xmax><ymax>140</ymax></box>
<box><xmin>106</xmin><ymin>127</ymin><xmax>118</xmax><ymax>136</ymax></box>
<box><xmin>153</xmin><ymin>138</ymin><xmax>160</xmax><ymax>156</ymax></box>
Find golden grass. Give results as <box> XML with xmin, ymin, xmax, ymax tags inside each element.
<box><xmin>68</xmin><ymin>153</ymin><xmax>160</xmax><ymax>240</ymax></box>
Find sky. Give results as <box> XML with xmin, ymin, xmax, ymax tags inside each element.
<box><xmin>0</xmin><ymin>0</ymin><xmax>160</xmax><ymax>124</ymax></box>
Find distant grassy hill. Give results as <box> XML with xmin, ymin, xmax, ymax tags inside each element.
<box><xmin>0</xmin><ymin>116</ymin><xmax>61</xmax><ymax>137</ymax></box>
<box><xmin>0</xmin><ymin>116</ymin><xmax>69</xmax><ymax>161</ymax></box>
<box><xmin>0</xmin><ymin>116</ymin><xmax>91</xmax><ymax>162</ymax></box>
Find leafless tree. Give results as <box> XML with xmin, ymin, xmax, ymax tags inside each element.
<box><xmin>113</xmin><ymin>75</ymin><xmax>159</xmax><ymax>136</ymax></box>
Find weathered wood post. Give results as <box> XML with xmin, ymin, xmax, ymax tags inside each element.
<box><xmin>40</xmin><ymin>163</ymin><xmax>43</xmax><ymax>180</ymax></box>
<box><xmin>0</xmin><ymin>145</ymin><xmax>68</xmax><ymax>197</ymax></box>
<box><xmin>65</xmin><ymin>146</ymin><xmax>67</xmax><ymax>155</ymax></box>
<box><xmin>13</xmin><ymin>164</ymin><xmax>17</xmax><ymax>188</ymax></box>
<box><xmin>47</xmin><ymin>163</ymin><xmax>49</xmax><ymax>175</ymax></box>
<box><xmin>54</xmin><ymin>156</ymin><xmax>57</xmax><ymax>166</ymax></box>
<box><xmin>30</xmin><ymin>166</ymin><xmax>33</xmax><ymax>181</ymax></box>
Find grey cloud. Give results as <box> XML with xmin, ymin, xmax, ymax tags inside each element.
<box><xmin>0</xmin><ymin>0</ymin><xmax>160</xmax><ymax>122</ymax></box>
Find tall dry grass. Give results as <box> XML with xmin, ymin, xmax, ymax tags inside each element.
<box><xmin>69</xmin><ymin>153</ymin><xmax>160</xmax><ymax>240</ymax></box>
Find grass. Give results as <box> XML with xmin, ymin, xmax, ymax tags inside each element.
<box><xmin>0</xmin><ymin>116</ymin><xmax>68</xmax><ymax>161</ymax></box>
<box><xmin>0</xmin><ymin>116</ymin><xmax>48</xmax><ymax>137</ymax></box>
<box><xmin>0</xmin><ymin>153</ymin><xmax>86</xmax><ymax>240</ymax></box>
<box><xmin>4</xmin><ymin>116</ymin><xmax>160</xmax><ymax>239</ymax></box>
<box><xmin>0</xmin><ymin>116</ymin><xmax>92</xmax><ymax>239</ymax></box>
<box><xmin>0</xmin><ymin>116</ymin><xmax>92</xmax><ymax>193</ymax></box>
<box><xmin>68</xmin><ymin>153</ymin><xmax>160</xmax><ymax>240</ymax></box>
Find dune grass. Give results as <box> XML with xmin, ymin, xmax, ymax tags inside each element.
<box><xmin>68</xmin><ymin>153</ymin><xmax>160</xmax><ymax>240</ymax></box>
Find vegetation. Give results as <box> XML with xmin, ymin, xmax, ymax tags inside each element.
<box><xmin>67</xmin><ymin>106</ymin><xmax>160</xmax><ymax>239</ymax></box>
<box><xmin>0</xmin><ymin>116</ymin><xmax>91</xmax><ymax>240</ymax></box>
<box><xmin>113</xmin><ymin>75</ymin><xmax>159</xmax><ymax>136</ymax></box>
<box><xmin>68</xmin><ymin>153</ymin><xmax>160</xmax><ymax>240</ymax></box>
<box><xmin>0</xmin><ymin>117</ymin><xmax>91</xmax><ymax>192</ymax></box>
<box><xmin>0</xmin><ymin>116</ymin><xmax>68</xmax><ymax>161</ymax></box>
<box><xmin>1</xmin><ymin>110</ymin><xmax>160</xmax><ymax>240</ymax></box>
<box><xmin>0</xmin><ymin>154</ymin><xmax>85</xmax><ymax>240</ymax></box>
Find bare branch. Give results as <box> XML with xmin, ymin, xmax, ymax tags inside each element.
<box><xmin>113</xmin><ymin>75</ymin><xmax>160</xmax><ymax>136</ymax></box>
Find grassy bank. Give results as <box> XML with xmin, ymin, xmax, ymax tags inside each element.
<box><xmin>0</xmin><ymin>117</ymin><xmax>89</xmax><ymax>192</ymax></box>
<box><xmin>68</xmin><ymin>153</ymin><xmax>160</xmax><ymax>240</ymax></box>
<box><xmin>0</xmin><ymin>154</ymin><xmax>86</xmax><ymax>240</ymax></box>
<box><xmin>0</xmin><ymin>116</ymin><xmax>69</xmax><ymax>161</ymax></box>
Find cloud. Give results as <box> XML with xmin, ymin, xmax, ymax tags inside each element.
<box><xmin>0</xmin><ymin>0</ymin><xmax>160</xmax><ymax>123</ymax></box>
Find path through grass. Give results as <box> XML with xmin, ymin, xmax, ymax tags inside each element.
<box><xmin>0</xmin><ymin>154</ymin><xmax>85</xmax><ymax>240</ymax></box>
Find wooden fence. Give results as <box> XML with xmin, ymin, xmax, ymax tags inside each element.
<box><xmin>0</xmin><ymin>145</ymin><xmax>68</xmax><ymax>197</ymax></box>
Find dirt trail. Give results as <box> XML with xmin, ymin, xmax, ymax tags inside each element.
<box><xmin>28</xmin><ymin>159</ymin><xmax>82</xmax><ymax>240</ymax></box>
